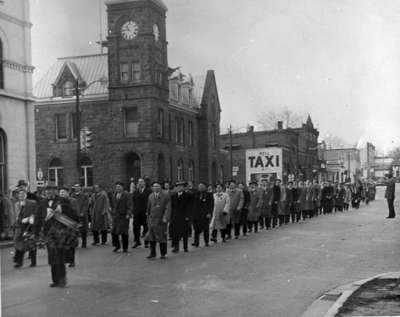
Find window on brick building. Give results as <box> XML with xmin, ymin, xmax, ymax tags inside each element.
<box><xmin>0</xmin><ymin>39</ymin><xmax>4</xmax><ymax>89</ymax></box>
<box><xmin>125</xmin><ymin>107</ymin><xmax>139</xmax><ymax>137</ymax></box>
<box><xmin>188</xmin><ymin>120</ymin><xmax>194</xmax><ymax>146</ymax></box>
<box><xmin>0</xmin><ymin>129</ymin><xmax>7</xmax><ymax>193</ymax></box>
<box><xmin>55</xmin><ymin>114</ymin><xmax>67</xmax><ymax>140</ymax></box>
<box><xmin>211</xmin><ymin>124</ymin><xmax>217</xmax><ymax>148</ymax></box>
<box><xmin>120</xmin><ymin>63</ymin><xmax>129</xmax><ymax>82</ymax></box>
<box><xmin>168</xmin><ymin>113</ymin><xmax>172</xmax><ymax>140</ymax></box>
<box><xmin>175</xmin><ymin>118</ymin><xmax>184</xmax><ymax>144</ymax></box>
<box><xmin>80</xmin><ymin>156</ymin><xmax>93</xmax><ymax>188</ymax></box>
<box><xmin>188</xmin><ymin>160</ymin><xmax>194</xmax><ymax>183</ymax></box>
<box><xmin>157</xmin><ymin>109</ymin><xmax>164</xmax><ymax>137</ymax></box>
<box><xmin>63</xmin><ymin>81</ymin><xmax>74</xmax><ymax>97</ymax></box>
<box><xmin>48</xmin><ymin>158</ymin><xmax>64</xmax><ymax>187</ymax></box>
<box><xmin>132</xmin><ymin>62</ymin><xmax>141</xmax><ymax>82</ymax></box>
<box><xmin>177</xmin><ymin>159</ymin><xmax>184</xmax><ymax>181</ymax></box>
<box><xmin>70</xmin><ymin>113</ymin><xmax>78</xmax><ymax>140</ymax></box>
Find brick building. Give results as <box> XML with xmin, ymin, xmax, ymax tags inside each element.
<box><xmin>0</xmin><ymin>0</ymin><xmax>36</xmax><ymax>193</ymax></box>
<box><xmin>220</xmin><ymin>116</ymin><xmax>320</xmax><ymax>183</ymax></box>
<box><xmin>34</xmin><ymin>0</ymin><xmax>226</xmax><ymax>188</ymax></box>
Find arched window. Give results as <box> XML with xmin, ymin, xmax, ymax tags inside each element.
<box><xmin>126</xmin><ymin>153</ymin><xmax>141</xmax><ymax>182</ymax></box>
<box><xmin>80</xmin><ymin>156</ymin><xmax>93</xmax><ymax>187</ymax></box>
<box><xmin>157</xmin><ymin>153</ymin><xmax>165</xmax><ymax>182</ymax></box>
<box><xmin>188</xmin><ymin>160</ymin><xmax>194</xmax><ymax>183</ymax></box>
<box><xmin>48</xmin><ymin>157</ymin><xmax>63</xmax><ymax>187</ymax></box>
<box><xmin>177</xmin><ymin>159</ymin><xmax>184</xmax><ymax>181</ymax></box>
<box><xmin>211</xmin><ymin>161</ymin><xmax>217</xmax><ymax>185</ymax></box>
<box><xmin>63</xmin><ymin>81</ymin><xmax>74</xmax><ymax>97</ymax></box>
<box><xmin>0</xmin><ymin>39</ymin><xmax>3</xmax><ymax>89</ymax></box>
<box><xmin>0</xmin><ymin>129</ymin><xmax>7</xmax><ymax>193</ymax></box>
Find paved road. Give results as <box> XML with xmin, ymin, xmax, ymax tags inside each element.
<box><xmin>2</xmin><ymin>187</ymin><xmax>400</xmax><ymax>317</ymax></box>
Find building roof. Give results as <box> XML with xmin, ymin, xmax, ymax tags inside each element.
<box><xmin>33</xmin><ymin>54</ymin><xmax>208</xmax><ymax>109</ymax></box>
<box><xmin>34</xmin><ymin>54</ymin><xmax>108</xmax><ymax>98</ymax></box>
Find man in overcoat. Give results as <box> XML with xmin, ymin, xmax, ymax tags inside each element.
<box><xmin>227</xmin><ymin>180</ymin><xmax>244</xmax><ymax>239</ymax></box>
<box><xmin>385</xmin><ymin>173</ymin><xmax>396</xmax><ymax>219</ymax></box>
<box><xmin>170</xmin><ymin>181</ymin><xmax>193</xmax><ymax>252</ymax></box>
<box><xmin>71</xmin><ymin>184</ymin><xmax>90</xmax><ymax>248</ymax></box>
<box><xmin>110</xmin><ymin>182</ymin><xmax>132</xmax><ymax>253</ymax></box>
<box><xmin>91</xmin><ymin>184</ymin><xmax>110</xmax><ymax>245</ymax></box>
<box><xmin>13</xmin><ymin>188</ymin><xmax>39</xmax><ymax>268</ymax></box>
<box><xmin>41</xmin><ymin>183</ymin><xmax>79</xmax><ymax>287</ymax></box>
<box><xmin>132</xmin><ymin>178</ymin><xmax>152</xmax><ymax>248</ymax></box>
<box><xmin>192</xmin><ymin>182</ymin><xmax>213</xmax><ymax>247</ymax></box>
<box><xmin>145</xmin><ymin>181</ymin><xmax>171</xmax><ymax>259</ymax></box>
<box><xmin>271</xmin><ymin>179</ymin><xmax>281</xmax><ymax>227</ymax></box>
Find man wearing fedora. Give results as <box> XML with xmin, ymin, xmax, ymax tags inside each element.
<box><xmin>16</xmin><ymin>180</ymin><xmax>38</xmax><ymax>202</ymax></box>
<box><xmin>385</xmin><ymin>173</ymin><xmax>396</xmax><ymax>219</ymax></box>
<box><xmin>41</xmin><ymin>182</ymin><xmax>79</xmax><ymax>287</ymax></box>
<box><xmin>170</xmin><ymin>181</ymin><xmax>193</xmax><ymax>253</ymax></box>
<box><xmin>71</xmin><ymin>184</ymin><xmax>90</xmax><ymax>248</ymax></box>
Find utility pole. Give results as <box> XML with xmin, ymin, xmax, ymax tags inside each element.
<box><xmin>229</xmin><ymin>125</ymin><xmax>233</xmax><ymax>180</ymax></box>
<box><xmin>75</xmin><ymin>79</ymin><xmax>81</xmax><ymax>174</ymax></box>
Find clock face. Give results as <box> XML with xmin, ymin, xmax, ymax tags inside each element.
<box><xmin>153</xmin><ymin>24</ymin><xmax>160</xmax><ymax>42</ymax></box>
<box><xmin>121</xmin><ymin>21</ymin><xmax>138</xmax><ymax>40</ymax></box>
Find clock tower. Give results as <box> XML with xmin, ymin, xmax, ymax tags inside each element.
<box><xmin>106</xmin><ymin>0</ymin><xmax>169</xmax><ymax>101</ymax></box>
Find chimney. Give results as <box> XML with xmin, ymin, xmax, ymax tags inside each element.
<box><xmin>277</xmin><ymin>121</ymin><xmax>283</xmax><ymax>130</ymax></box>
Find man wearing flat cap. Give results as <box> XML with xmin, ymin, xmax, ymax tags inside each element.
<box><xmin>385</xmin><ymin>173</ymin><xmax>396</xmax><ymax>219</ymax></box>
<box><xmin>170</xmin><ymin>181</ymin><xmax>193</xmax><ymax>253</ymax></box>
<box><xmin>71</xmin><ymin>184</ymin><xmax>90</xmax><ymax>248</ymax></box>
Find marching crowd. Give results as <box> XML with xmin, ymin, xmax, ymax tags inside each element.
<box><xmin>4</xmin><ymin>177</ymin><xmax>376</xmax><ymax>288</ymax></box>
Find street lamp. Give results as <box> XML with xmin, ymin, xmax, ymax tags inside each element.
<box><xmin>75</xmin><ymin>76</ymin><xmax>108</xmax><ymax>182</ymax></box>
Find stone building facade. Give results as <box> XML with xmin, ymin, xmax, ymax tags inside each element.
<box><xmin>0</xmin><ymin>0</ymin><xmax>35</xmax><ymax>193</ymax></box>
<box><xmin>220</xmin><ymin>117</ymin><xmax>320</xmax><ymax>183</ymax></box>
<box><xmin>34</xmin><ymin>0</ymin><xmax>226</xmax><ymax>188</ymax></box>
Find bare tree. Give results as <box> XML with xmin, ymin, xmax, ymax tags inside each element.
<box><xmin>389</xmin><ymin>147</ymin><xmax>400</xmax><ymax>161</ymax></box>
<box><xmin>257</xmin><ymin>106</ymin><xmax>304</xmax><ymax>130</ymax></box>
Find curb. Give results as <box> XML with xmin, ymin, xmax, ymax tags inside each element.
<box><xmin>299</xmin><ymin>272</ymin><xmax>400</xmax><ymax>317</ymax></box>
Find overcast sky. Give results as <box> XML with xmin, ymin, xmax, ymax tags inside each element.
<box><xmin>30</xmin><ymin>0</ymin><xmax>400</xmax><ymax>153</ymax></box>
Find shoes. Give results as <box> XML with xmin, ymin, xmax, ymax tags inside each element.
<box><xmin>205</xmin><ymin>243</ymin><xmax>210</xmax><ymax>247</ymax></box>
<box><xmin>192</xmin><ymin>243</ymin><xmax>199</xmax><ymax>247</ymax></box>
<box><xmin>222</xmin><ymin>239</ymin><xmax>226</xmax><ymax>243</ymax></box>
<box><xmin>172</xmin><ymin>248</ymin><xmax>179</xmax><ymax>253</ymax></box>
<box><xmin>184</xmin><ymin>249</ymin><xmax>188</xmax><ymax>253</ymax></box>
<box><xmin>386</xmin><ymin>216</ymin><xmax>395</xmax><ymax>219</ymax></box>
<box><xmin>235</xmin><ymin>236</ymin><xmax>239</xmax><ymax>239</ymax></box>
<box><xmin>146</xmin><ymin>254</ymin><xmax>156</xmax><ymax>260</ymax></box>
<box><xmin>30</xmin><ymin>263</ymin><xmax>36</xmax><ymax>268</ymax></box>
<box><xmin>123</xmin><ymin>249</ymin><xmax>128</xmax><ymax>253</ymax></box>
<box><xmin>58</xmin><ymin>279</ymin><xmax>67</xmax><ymax>288</ymax></box>
<box><xmin>112</xmin><ymin>247</ymin><xmax>120</xmax><ymax>252</ymax></box>
<box><xmin>210</xmin><ymin>238</ymin><xmax>217</xmax><ymax>243</ymax></box>
<box><xmin>132</xmin><ymin>243</ymin><xmax>141</xmax><ymax>248</ymax></box>
<box><xmin>81</xmin><ymin>245</ymin><xmax>87</xmax><ymax>248</ymax></box>
<box><xmin>14</xmin><ymin>263</ymin><xmax>22</xmax><ymax>269</ymax></box>
<box><xmin>144</xmin><ymin>244</ymin><xmax>149</xmax><ymax>248</ymax></box>
<box><xmin>160</xmin><ymin>255</ymin><xmax>167</xmax><ymax>260</ymax></box>
<box><xmin>91</xmin><ymin>242</ymin><xmax>98</xmax><ymax>246</ymax></box>
<box><xmin>49</xmin><ymin>283</ymin><xmax>58</xmax><ymax>288</ymax></box>
<box><xmin>69</xmin><ymin>263</ymin><xmax>75</xmax><ymax>268</ymax></box>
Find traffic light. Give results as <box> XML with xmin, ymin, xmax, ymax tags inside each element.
<box><xmin>80</xmin><ymin>127</ymin><xmax>93</xmax><ymax>152</ymax></box>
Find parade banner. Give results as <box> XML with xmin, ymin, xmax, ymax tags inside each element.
<box><xmin>246</xmin><ymin>147</ymin><xmax>283</xmax><ymax>182</ymax></box>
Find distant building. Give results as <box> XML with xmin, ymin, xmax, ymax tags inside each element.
<box><xmin>219</xmin><ymin>116</ymin><xmax>320</xmax><ymax>183</ymax></box>
<box><xmin>372</xmin><ymin>156</ymin><xmax>393</xmax><ymax>179</ymax></box>
<box><xmin>322</xmin><ymin>147</ymin><xmax>361</xmax><ymax>182</ymax></box>
<box><xmin>34</xmin><ymin>0</ymin><xmax>227</xmax><ymax>188</ymax></box>
<box><xmin>0</xmin><ymin>0</ymin><xmax>35</xmax><ymax>193</ymax></box>
<box><xmin>359</xmin><ymin>142</ymin><xmax>376</xmax><ymax>179</ymax></box>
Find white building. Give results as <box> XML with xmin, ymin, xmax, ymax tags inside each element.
<box><xmin>0</xmin><ymin>0</ymin><xmax>35</xmax><ymax>193</ymax></box>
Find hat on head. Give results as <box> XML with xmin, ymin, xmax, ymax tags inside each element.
<box><xmin>249</xmin><ymin>180</ymin><xmax>258</xmax><ymax>186</ymax></box>
<box><xmin>16</xmin><ymin>180</ymin><xmax>28</xmax><ymax>187</ymax></box>
<box><xmin>115</xmin><ymin>181</ymin><xmax>124</xmax><ymax>187</ymax></box>
<box><xmin>58</xmin><ymin>186</ymin><xmax>69</xmax><ymax>191</ymax></box>
<box><xmin>73</xmin><ymin>184</ymin><xmax>81</xmax><ymax>188</ymax></box>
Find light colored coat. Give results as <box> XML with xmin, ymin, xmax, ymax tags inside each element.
<box><xmin>210</xmin><ymin>192</ymin><xmax>230</xmax><ymax>230</ymax></box>
<box><xmin>228</xmin><ymin>188</ymin><xmax>244</xmax><ymax>224</ymax></box>
<box><xmin>145</xmin><ymin>191</ymin><xmax>171</xmax><ymax>243</ymax></box>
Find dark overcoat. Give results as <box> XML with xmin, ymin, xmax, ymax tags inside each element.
<box><xmin>71</xmin><ymin>192</ymin><xmax>90</xmax><ymax>233</ymax></box>
<box><xmin>132</xmin><ymin>187</ymin><xmax>152</xmax><ymax>225</ymax></box>
<box><xmin>42</xmin><ymin>197</ymin><xmax>79</xmax><ymax>265</ymax></box>
<box><xmin>110</xmin><ymin>191</ymin><xmax>132</xmax><ymax>235</ymax></box>
<box><xmin>169</xmin><ymin>192</ymin><xmax>193</xmax><ymax>238</ymax></box>
<box><xmin>247</xmin><ymin>188</ymin><xmax>263</xmax><ymax>222</ymax></box>
<box><xmin>192</xmin><ymin>191</ymin><xmax>214</xmax><ymax>232</ymax></box>
<box><xmin>271</xmin><ymin>185</ymin><xmax>281</xmax><ymax>217</ymax></box>
<box><xmin>260</xmin><ymin>187</ymin><xmax>273</xmax><ymax>218</ymax></box>
<box><xmin>13</xmin><ymin>199</ymin><xmax>38</xmax><ymax>252</ymax></box>
<box><xmin>90</xmin><ymin>191</ymin><xmax>109</xmax><ymax>232</ymax></box>
<box><xmin>228</xmin><ymin>189</ymin><xmax>244</xmax><ymax>224</ymax></box>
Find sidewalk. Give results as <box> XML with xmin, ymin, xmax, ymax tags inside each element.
<box><xmin>301</xmin><ymin>272</ymin><xmax>400</xmax><ymax>317</ymax></box>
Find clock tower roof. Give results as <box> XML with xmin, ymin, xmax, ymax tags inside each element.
<box><xmin>105</xmin><ymin>0</ymin><xmax>167</xmax><ymax>11</ymax></box>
